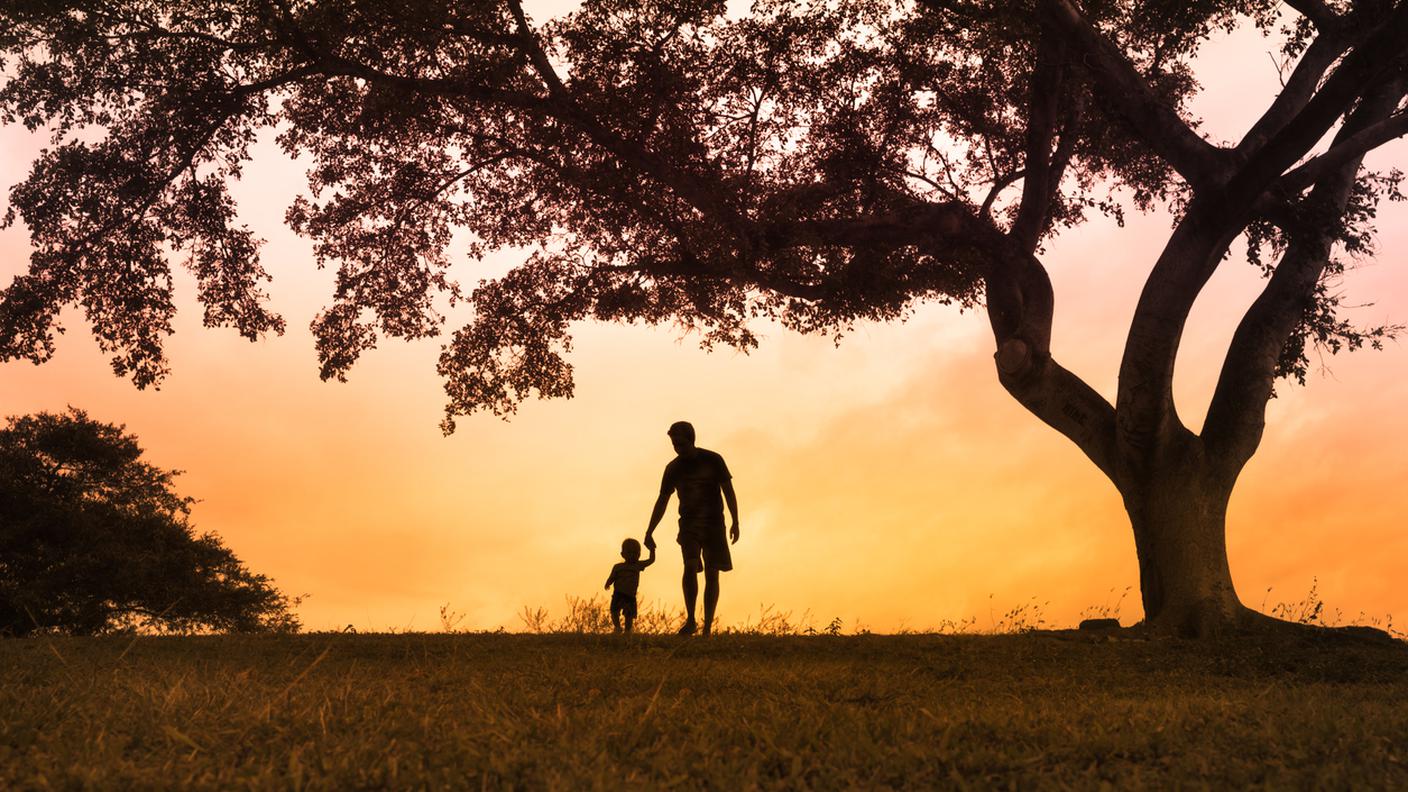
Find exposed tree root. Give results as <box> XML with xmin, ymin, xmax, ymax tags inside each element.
<box><xmin>1066</xmin><ymin>602</ymin><xmax>1402</xmax><ymax>646</ymax></box>
<box><xmin>1235</xmin><ymin>608</ymin><xmax>1399</xmax><ymax>646</ymax></box>
<box><xmin>1093</xmin><ymin>606</ymin><xmax>1403</xmax><ymax>645</ymax></box>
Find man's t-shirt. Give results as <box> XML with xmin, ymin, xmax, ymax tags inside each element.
<box><xmin>661</xmin><ymin>449</ymin><xmax>731</xmax><ymax>528</ymax></box>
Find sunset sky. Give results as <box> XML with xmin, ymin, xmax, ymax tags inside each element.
<box><xmin>3</xmin><ymin>5</ymin><xmax>1407</xmax><ymax>633</ymax></box>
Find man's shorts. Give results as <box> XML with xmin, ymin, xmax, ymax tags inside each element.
<box><xmin>678</xmin><ymin>521</ymin><xmax>733</xmax><ymax>572</ymax></box>
<box><xmin>610</xmin><ymin>590</ymin><xmax>637</xmax><ymax>619</ymax></box>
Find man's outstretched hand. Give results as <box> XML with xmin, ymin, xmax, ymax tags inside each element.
<box><xmin>730</xmin><ymin>522</ymin><xmax>740</xmax><ymax>544</ymax></box>
<box><xmin>644</xmin><ymin>533</ymin><xmax>656</xmax><ymax>551</ymax></box>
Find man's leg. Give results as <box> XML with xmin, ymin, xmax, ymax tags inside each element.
<box><xmin>681</xmin><ymin>565</ymin><xmax>699</xmax><ymax>633</ymax></box>
<box><xmin>702</xmin><ymin>567</ymin><xmax>720</xmax><ymax>636</ymax></box>
<box><xmin>679</xmin><ymin>537</ymin><xmax>702</xmax><ymax>634</ymax></box>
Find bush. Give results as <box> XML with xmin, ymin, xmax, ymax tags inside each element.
<box><xmin>0</xmin><ymin>408</ymin><xmax>300</xmax><ymax>636</ymax></box>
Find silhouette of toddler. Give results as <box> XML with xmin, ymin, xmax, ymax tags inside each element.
<box><xmin>604</xmin><ymin>538</ymin><xmax>655</xmax><ymax>633</ymax></box>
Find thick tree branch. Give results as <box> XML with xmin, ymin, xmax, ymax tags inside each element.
<box><xmin>503</xmin><ymin>0</ymin><xmax>752</xmax><ymax>241</ymax></box>
<box><xmin>979</xmin><ymin>169</ymin><xmax>1025</xmax><ymax>218</ymax></box>
<box><xmin>1234</xmin><ymin>32</ymin><xmax>1348</xmax><ymax>157</ymax></box>
<box><xmin>260</xmin><ymin>0</ymin><xmax>544</xmax><ymax>112</ymax></box>
<box><xmin>984</xmin><ymin>43</ymin><xmax>1120</xmax><ymax>483</ymax></box>
<box><xmin>1011</xmin><ymin>32</ymin><xmax>1066</xmax><ymax>251</ymax></box>
<box><xmin>1113</xmin><ymin>12</ymin><xmax>1408</xmax><ymax>470</ymax></box>
<box><xmin>1227</xmin><ymin>3</ymin><xmax>1408</xmax><ymax>202</ymax></box>
<box><xmin>1114</xmin><ymin>201</ymin><xmax>1243</xmax><ymax>469</ymax></box>
<box><xmin>999</xmin><ymin>349</ymin><xmax>1120</xmax><ymax>481</ymax></box>
<box><xmin>1283</xmin><ymin>0</ymin><xmax>1343</xmax><ymax>31</ymax></box>
<box><xmin>1203</xmin><ymin>79</ymin><xmax>1405</xmax><ymax>476</ymax></box>
<box><xmin>615</xmin><ymin>199</ymin><xmax>998</xmax><ymax>303</ymax></box>
<box><xmin>912</xmin><ymin>0</ymin><xmax>997</xmax><ymax>19</ymax></box>
<box><xmin>273</xmin><ymin>40</ymin><xmax>544</xmax><ymax>111</ymax></box>
<box><xmin>985</xmin><ymin>242</ymin><xmax>1118</xmax><ymax>480</ymax></box>
<box><xmin>1044</xmin><ymin>94</ymin><xmax>1083</xmax><ymax>203</ymax></box>
<box><xmin>1274</xmin><ymin>109</ymin><xmax>1408</xmax><ymax>194</ymax></box>
<box><xmin>505</xmin><ymin>0</ymin><xmax>570</xmax><ymax>99</ymax></box>
<box><xmin>1040</xmin><ymin>0</ymin><xmax>1230</xmax><ymax>189</ymax></box>
<box><xmin>770</xmin><ymin>200</ymin><xmax>989</xmax><ymax>251</ymax></box>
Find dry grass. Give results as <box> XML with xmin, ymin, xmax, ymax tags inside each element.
<box><xmin>4</xmin><ymin>629</ymin><xmax>1408</xmax><ymax>789</ymax></box>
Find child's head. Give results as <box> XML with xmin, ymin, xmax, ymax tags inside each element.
<box><xmin>621</xmin><ymin>538</ymin><xmax>642</xmax><ymax>562</ymax></box>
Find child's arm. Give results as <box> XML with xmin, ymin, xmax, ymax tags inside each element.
<box><xmin>604</xmin><ymin>565</ymin><xmax>617</xmax><ymax>590</ymax></box>
<box><xmin>640</xmin><ymin>545</ymin><xmax>657</xmax><ymax>569</ymax></box>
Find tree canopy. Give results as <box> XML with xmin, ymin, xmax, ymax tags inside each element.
<box><xmin>0</xmin><ymin>408</ymin><xmax>300</xmax><ymax>636</ymax></box>
<box><xmin>2</xmin><ymin>0</ymin><xmax>1407</xmax><ymax>633</ymax></box>
<box><xmin>2</xmin><ymin>1</ymin><xmax>1395</xmax><ymax>427</ymax></box>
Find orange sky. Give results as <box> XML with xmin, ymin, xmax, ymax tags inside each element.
<box><xmin>3</xmin><ymin>10</ymin><xmax>1407</xmax><ymax>633</ymax></box>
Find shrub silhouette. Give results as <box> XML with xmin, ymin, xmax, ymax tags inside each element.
<box><xmin>0</xmin><ymin>408</ymin><xmax>299</xmax><ymax>636</ymax></box>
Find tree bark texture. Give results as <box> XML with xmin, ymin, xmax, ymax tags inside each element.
<box><xmin>1119</xmin><ymin>441</ymin><xmax>1246</xmax><ymax>636</ymax></box>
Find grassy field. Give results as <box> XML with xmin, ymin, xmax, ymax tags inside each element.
<box><xmin>3</xmin><ymin>630</ymin><xmax>1408</xmax><ymax>789</ymax></box>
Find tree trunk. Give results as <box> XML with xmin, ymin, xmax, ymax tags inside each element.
<box><xmin>1122</xmin><ymin>456</ymin><xmax>1248</xmax><ymax>637</ymax></box>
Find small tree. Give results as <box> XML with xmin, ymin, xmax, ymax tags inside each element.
<box><xmin>2</xmin><ymin>1</ymin><xmax>1406</xmax><ymax>635</ymax></box>
<box><xmin>0</xmin><ymin>408</ymin><xmax>300</xmax><ymax>636</ymax></box>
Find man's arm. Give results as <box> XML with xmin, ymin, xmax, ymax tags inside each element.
<box><xmin>722</xmin><ymin>478</ymin><xmax>740</xmax><ymax>544</ymax></box>
<box><xmin>645</xmin><ymin>468</ymin><xmax>672</xmax><ymax>550</ymax></box>
<box><xmin>644</xmin><ymin>491</ymin><xmax>669</xmax><ymax>550</ymax></box>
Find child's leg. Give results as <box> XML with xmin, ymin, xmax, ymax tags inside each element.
<box><xmin>610</xmin><ymin>604</ymin><xmax>622</xmax><ymax>632</ymax></box>
<box><xmin>623</xmin><ymin>597</ymin><xmax>636</xmax><ymax>633</ymax></box>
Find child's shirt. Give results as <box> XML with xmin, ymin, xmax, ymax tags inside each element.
<box><xmin>606</xmin><ymin>560</ymin><xmax>651</xmax><ymax>597</ymax></box>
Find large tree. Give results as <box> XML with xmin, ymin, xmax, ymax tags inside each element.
<box><xmin>1</xmin><ymin>0</ymin><xmax>1405</xmax><ymax>635</ymax></box>
<box><xmin>0</xmin><ymin>408</ymin><xmax>300</xmax><ymax>636</ymax></box>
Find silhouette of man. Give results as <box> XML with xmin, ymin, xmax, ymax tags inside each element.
<box><xmin>644</xmin><ymin>421</ymin><xmax>739</xmax><ymax>636</ymax></box>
